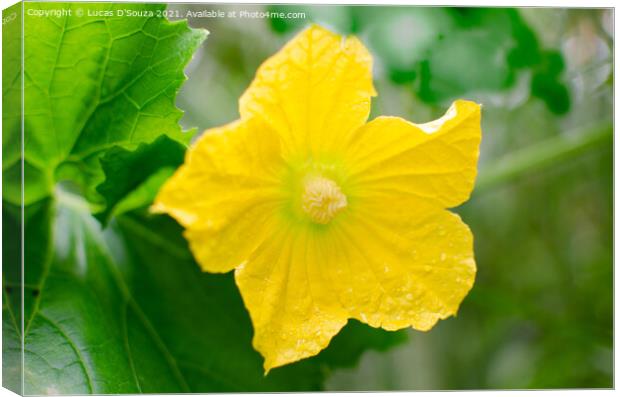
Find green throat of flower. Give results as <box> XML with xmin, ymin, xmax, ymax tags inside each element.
<box><xmin>301</xmin><ymin>176</ymin><xmax>347</xmax><ymax>224</ymax></box>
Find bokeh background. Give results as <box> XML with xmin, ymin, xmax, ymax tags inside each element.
<box><xmin>170</xmin><ymin>5</ymin><xmax>613</xmax><ymax>390</ymax></box>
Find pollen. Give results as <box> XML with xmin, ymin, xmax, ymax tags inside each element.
<box><xmin>301</xmin><ymin>176</ymin><xmax>347</xmax><ymax>224</ymax></box>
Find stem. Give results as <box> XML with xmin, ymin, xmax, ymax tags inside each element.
<box><xmin>475</xmin><ymin>122</ymin><xmax>612</xmax><ymax>194</ymax></box>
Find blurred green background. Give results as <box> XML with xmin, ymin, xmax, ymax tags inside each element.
<box><xmin>170</xmin><ymin>4</ymin><xmax>613</xmax><ymax>390</ymax></box>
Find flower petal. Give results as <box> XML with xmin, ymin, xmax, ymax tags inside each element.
<box><xmin>183</xmin><ymin>201</ymin><xmax>279</xmax><ymax>273</ymax></box>
<box><xmin>344</xmin><ymin>100</ymin><xmax>482</xmax><ymax>209</ymax></box>
<box><xmin>153</xmin><ymin>118</ymin><xmax>284</xmax><ymax>273</ymax></box>
<box><xmin>239</xmin><ymin>24</ymin><xmax>376</xmax><ymax>157</ymax></box>
<box><xmin>234</xmin><ymin>225</ymin><xmax>348</xmax><ymax>372</ymax></box>
<box><xmin>326</xmin><ymin>202</ymin><xmax>476</xmax><ymax>331</ymax></box>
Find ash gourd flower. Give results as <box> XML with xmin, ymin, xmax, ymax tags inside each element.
<box><xmin>153</xmin><ymin>24</ymin><xmax>482</xmax><ymax>373</ymax></box>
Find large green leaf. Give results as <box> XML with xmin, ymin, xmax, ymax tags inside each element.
<box><xmin>4</xmin><ymin>2</ymin><xmax>207</xmax><ymax>207</ymax></box>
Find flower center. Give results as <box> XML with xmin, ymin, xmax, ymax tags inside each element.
<box><xmin>301</xmin><ymin>176</ymin><xmax>347</xmax><ymax>224</ymax></box>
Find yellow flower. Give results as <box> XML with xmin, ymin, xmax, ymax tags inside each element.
<box><xmin>153</xmin><ymin>24</ymin><xmax>482</xmax><ymax>372</ymax></box>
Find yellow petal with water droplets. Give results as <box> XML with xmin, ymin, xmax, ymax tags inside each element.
<box><xmin>344</xmin><ymin>99</ymin><xmax>482</xmax><ymax>209</ymax></box>
<box><xmin>234</xmin><ymin>225</ymin><xmax>349</xmax><ymax>373</ymax></box>
<box><xmin>328</xmin><ymin>201</ymin><xmax>476</xmax><ymax>331</ymax></box>
<box><xmin>153</xmin><ymin>118</ymin><xmax>284</xmax><ymax>273</ymax></box>
<box><xmin>239</xmin><ymin>24</ymin><xmax>376</xmax><ymax>157</ymax></box>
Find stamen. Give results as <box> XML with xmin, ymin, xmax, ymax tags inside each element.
<box><xmin>301</xmin><ymin>176</ymin><xmax>347</xmax><ymax>224</ymax></box>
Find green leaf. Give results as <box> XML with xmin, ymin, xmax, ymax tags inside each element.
<box><xmin>95</xmin><ymin>135</ymin><xmax>186</xmax><ymax>224</ymax></box>
<box><xmin>3</xmin><ymin>195</ymin><xmax>55</xmax><ymax>393</ymax></box>
<box><xmin>106</xmin><ymin>167</ymin><xmax>177</xmax><ymax>221</ymax></box>
<box><xmin>415</xmin><ymin>8</ymin><xmax>524</xmax><ymax>101</ymax></box>
<box><xmin>531</xmin><ymin>50</ymin><xmax>571</xmax><ymax>115</ymax></box>
<box><xmin>5</xmin><ymin>3</ymin><xmax>207</xmax><ymax>207</ymax></box>
<box><xmin>364</xmin><ymin>7</ymin><xmax>454</xmax><ymax>85</ymax></box>
<box><xmin>2</xmin><ymin>302</ymin><xmax>22</xmax><ymax>394</ymax></box>
<box><xmin>6</xmin><ymin>194</ymin><xmax>405</xmax><ymax>393</ymax></box>
<box><xmin>2</xmin><ymin>2</ymin><xmax>23</xmax><ymax>209</ymax></box>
